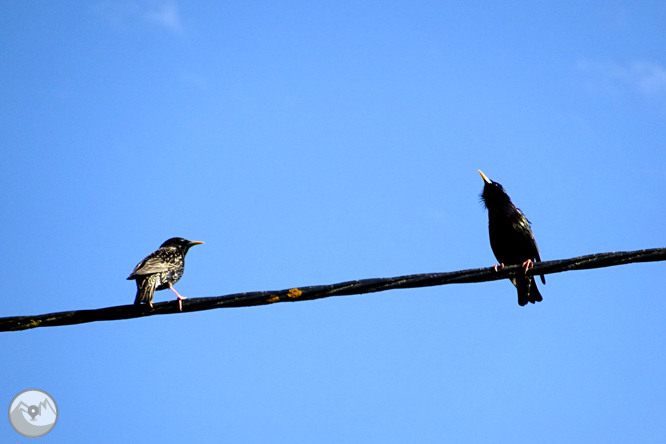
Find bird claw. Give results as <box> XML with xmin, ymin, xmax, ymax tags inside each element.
<box><xmin>493</xmin><ymin>263</ymin><xmax>505</xmax><ymax>272</ymax></box>
<box><xmin>168</xmin><ymin>283</ymin><xmax>187</xmax><ymax>312</ymax></box>
<box><xmin>522</xmin><ymin>259</ymin><xmax>534</xmax><ymax>274</ymax></box>
<box><xmin>177</xmin><ymin>295</ymin><xmax>187</xmax><ymax>312</ymax></box>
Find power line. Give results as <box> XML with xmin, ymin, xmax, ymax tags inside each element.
<box><xmin>1</xmin><ymin>247</ymin><xmax>664</xmax><ymax>333</ymax></box>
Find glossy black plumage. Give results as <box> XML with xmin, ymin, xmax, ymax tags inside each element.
<box><xmin>479</xmin><ymin>170</ymin><xmax>545</xmax><ymax>306</ymax></box>
<box><xmin>127</xmin><ymin>237</ymin><xmax>204</xmax><ymax>311</ymax></box>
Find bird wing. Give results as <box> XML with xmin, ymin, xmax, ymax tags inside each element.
<box><xmin>516</xmin><ymin>209</ymin><xmax>546</xmax><ymax>285</ymax></box>
<box><xmin>528</xmin><ymin>223</ymin><xmax>547</xmax><ymax>285</ymax></box>
<box><xmin>127</xmin><ymin>255</ymin><xmax>170</xmax><ymax>278</ymax></box>
<box><xmin>529</xmin><ymin>229</ymin><xmax>541</xmax><ymax>262</ymax></box>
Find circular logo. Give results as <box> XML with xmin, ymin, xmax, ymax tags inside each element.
<box><xmin>8</xmin><ymin>389</ymin><xmax>58</xmax><ymax>438</ymax></box>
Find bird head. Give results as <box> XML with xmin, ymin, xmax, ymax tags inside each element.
<box><xmin>160</xmin><ymin>237</ymin><xmax>205</xmax><ymax>252</ymax></box>
<box><xmin>478</xmin><ymin>170</ymin><xmax>511</xmax><ymax>209</ymax></box>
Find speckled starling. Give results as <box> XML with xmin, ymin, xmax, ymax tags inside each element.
<box><xmin>127</xmin><ymin>237</ymin><xmax>204</xmax><ymax>311</ymax></box>
<box><xmin>479</xmin><ymin>170</ymin><xmax>545</xmax><ymax>306</ymax></box>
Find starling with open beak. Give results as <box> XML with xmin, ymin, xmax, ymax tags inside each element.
<box><xmin>479</xmin><ymin>170</ymin><xmax>545</xmax><ymax>306</ymax></box>
<box><xmin>128</xmin><ymin>237</ymin><xmax>204</xmax><ymax>311</ymax></box>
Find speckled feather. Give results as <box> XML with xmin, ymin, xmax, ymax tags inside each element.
<box><xmin>127</xmin><ymin>237</ymin><xmax>203</xmax><ymax>307</ymax></box>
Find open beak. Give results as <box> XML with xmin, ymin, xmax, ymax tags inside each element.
<box><xmin>478</xmin><ymin>170</ymin><xmax>492</xmax><ymax>184</ymax></box>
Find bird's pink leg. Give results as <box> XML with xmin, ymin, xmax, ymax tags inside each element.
<box><xmin>168</xmin><ymin>283</ymin><xmax>187</xmax><ymax>312</ymax></box>
<box><xmin>522</xmin><ymin>259</ymin><xmax>534</xmax><ymax>274</ymax></box>
<box><xmin>493</xmin><ymin>263</ymin><xmax>505</xmax><ymax>272</ymax></box>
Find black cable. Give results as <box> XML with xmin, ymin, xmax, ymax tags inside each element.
<box><xmin>1</xmin><ymin>247</ymin><xmax>664</xmax><ymax>332</ymax></box>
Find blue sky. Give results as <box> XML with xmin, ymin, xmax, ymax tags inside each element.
<box><xmin>1</xmin><ymin>1</ymin><xmax>665</xmax><ymax>442</ymax></box>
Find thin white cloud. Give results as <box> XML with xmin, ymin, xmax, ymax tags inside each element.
<box><xmin>178</xmin><ymin>70</ymin><xmax>209</xmax><ymax>90</ymax></box>
<box><xmin>94</xmin><ymin>0</ymin><xmax>184</xmax><ymax>34</ymax></box>
<box><xmin>630</xmin><ymin>61</ymin><xmax>666</xmax><ymax>95</ymax></box>
<box><xmin>145</xmin><ymin>0</ymin><xmax>182</xmax><ymax>33</ymax></box>
<box><xmin>578</xmin><ymin>58</ymin><xmax>666</xmax><ymax>98</ymax></box>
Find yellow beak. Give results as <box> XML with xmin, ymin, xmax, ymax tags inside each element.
<box><xmin>478</xmin><ymin>170</ymin><xmax>491</xmax><ymax>184</ymax></box>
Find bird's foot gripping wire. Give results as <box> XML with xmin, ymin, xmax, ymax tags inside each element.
<box><xmin>168</xmin><ymin>283</ymin><xmax>187</xmax><ymax>312</ymax></box>
<box><xmin>493</xmin><ymin>263</ymin><xmax>505</xmax><ymax>272</ymax></box>
<box><xmin>522</xmin><ymin>259</ymin><xmax>534</xmax><ymax>274</ymax></box>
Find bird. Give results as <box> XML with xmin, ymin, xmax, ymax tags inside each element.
<box><xmin>127</xmin><ymin>237</ymin><xmax>204</xmax><ymax>311</ymax></box>
<box><xmin>478</xmin><ymin>170</ymin><xmax>545</xmax><ymax>306</ymax></box>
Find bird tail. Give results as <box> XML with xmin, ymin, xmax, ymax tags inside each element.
<box><xmin>512</xmin><ymin>276</ymin><xmax>543</xmax><ymax>306</ymax></box>
<box><xmin>134</xmin><ymin>276</ymin><xmax>157</xmax><ymax>306</ymax></box>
